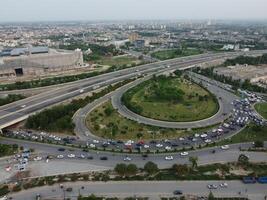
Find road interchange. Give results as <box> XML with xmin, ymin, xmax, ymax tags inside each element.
<box><xmin>0</xmin><ymin>50</ymin><xmax>267</xmax><ymax>130</ymax></box>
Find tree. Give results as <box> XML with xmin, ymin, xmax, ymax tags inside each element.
<box><xmin>144</xmin><ymin>162</ymin><xmax>159</xmax><ymax>175</ymax></box>
<box><xmin>127</xmin><ymin>164</ymin><xmax>138</xmax><ymax>176</ymax></box>
<box><xmin>238</xmin><ymin>154</ymin><xmax>249</xmax><ymax>165</ymax></box>
<box><xmin>189</xmin><ymin>156</ymin><xmax>198</xmax><ymax>169</ymax></box>
<box><xmin>114</xmin><ymin>163</ymin><xmax>127</xmax><ymax>176</ymax></box>
<box><xmin>104</xmin><ymin>106</ymin><xmax>113</xmax><ymax>116</ymax></box>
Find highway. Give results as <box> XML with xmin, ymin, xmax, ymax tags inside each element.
<box><xmin>1</xmin><ymin>138</ymin><xmax>267</xmax><ymax>178</ymax></box>
<box><xmin>7</xmin><ymin>181</ymin><xmax>267</xmax><ymax>200</ymax></box>
<box><xmin>0</xmin><ymin>51</ymin><xmax>267</xmax><ymax>129</ymax></box>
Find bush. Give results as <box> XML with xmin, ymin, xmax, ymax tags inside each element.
<box><xmin>144</xmin><ymin>161</ymin><xmax>159</xmax><ymax>175</ymax></box>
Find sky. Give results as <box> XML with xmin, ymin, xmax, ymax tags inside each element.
<box><xmin>0</xmin><ymin>0</ymin><xmax>267</xmax><ymax>22</ymax></box>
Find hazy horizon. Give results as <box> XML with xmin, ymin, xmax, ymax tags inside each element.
<box><xmin>0</xmin><ymin>0</ymin><xmax>267</xmax><ymax>22</ymax></box>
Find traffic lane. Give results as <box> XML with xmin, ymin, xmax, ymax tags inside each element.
<box><xmin>9</xmin><ymin>181</ymin><xmax>267</xmax><ymax>200</ymax></box>
<box><xmin>1</xmin><ymin>138</ymin><xmax>264</xmax><ymax>169</ymax></box>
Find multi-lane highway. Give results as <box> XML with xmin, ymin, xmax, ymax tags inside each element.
<box><xmin>8</xmin><ymin>181</ymin><xmax>267</xmax><ymax>200</ymax></box>
<box><xmin>1</xmin><ymin>51</ymin><xmax>267</xmax><ymax>129</ymax></box>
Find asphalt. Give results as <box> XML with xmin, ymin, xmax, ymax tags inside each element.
<box><xmin>8</xmin><ymin>181</ymin><xmax>267</xmax><ymax>200</ymax></box>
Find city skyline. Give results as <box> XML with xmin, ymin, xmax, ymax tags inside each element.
<box><xmin>0</xmin><ymin>0</ymin><xmax>267</xmax><ymax>22</ymax></box>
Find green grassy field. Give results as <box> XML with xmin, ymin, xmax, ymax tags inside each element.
<box><xmin>96</xmin><ymin>55</ymin><xmax>141</xmax><ymax>67</ymax></box>
<box><xmin>124</xmin><ymin>77</ymin><xmax>219</xmax><ymax>122</ymax></box>
<box><xmin>219</xmin><ymin>124</ymin><xmax>267</xmax><ymax>145</ymax></box>
<box><xmin>255</xmin><ymin>102</ymin><xmax>267</xmax><ymax>119</ymax></box>
<box><xmin>151</xmin><ymin>48</ymin><xmax>202</xmax><ymax>60</ymax></box>
<box><xmin>86</xmin><ymin>101</ymin><xmax>217</xmax><ymax>140</ymax></box>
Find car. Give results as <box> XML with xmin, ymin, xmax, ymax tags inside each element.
<box><xmin>219</xmin><ymin>183</ymin><xmax>228</xmax><ymax>188</ymax></box>
<box><xmin>33</xmin><ymin>156</ymin><xmax>42</xmax><ymax>161</ymax></box>
<box><xmin>100</xmin><ymin>156</ymin><xmax>108</xmax><ymax>160</ymax></box>
<box><xmin>58</xmin><ymin>148</ymin><xmax>65</xmax><ymax>152</ymax></box>
<box><xmin>156</xmin><ymin>143</ymin><xmax>163</xmax><ymax>148</ymax></box>
<box><xmin>173</xmin><ymin>190</ymin><xmax>183</xmax><ymax>195</ymax></box>
<box><xmin>92</xmin><ymin>140</ymin><xmax>99</xmax><ymax>144</ymax></box>
<box><xmin>87</xmin><ymin>156</ymin><xmax>94</xmax><ymax>160</ymax></box>
<box><xmin>221</xmin><ymin>145</ymin><xmax>230</xmax><ymax>150</ymax></box>
<box><xmin>165</xmin><ymin>146</ymin><xmax>172</xmax><ymax>150</ymax></box>
<box><xmin>36</xmin><ymin>194</ymin><xmax>41</xmax><ymax>200</ymax></box>
<box><xmin>79</xmin><ymin>154</ymin><xmax>86</xmax><ymax>159</ymax></box>
<box><xmin>79</xmin><ymin>89</ymin><xmax>84</xmax><ymax>93</ymax></box>
<box><xmin>204</xmin><ymin>139</ymin><xmax>212</xmax><ymax>143</ymax></box>
<box><xmin>180</xmin><ymin>152</ymin><xmax>189</xmax><ymax>156</ymax></box>
<box><xmin>67</xmin><ymin>154</ymin><xmax>75</xmax><ymax>158</ymax></box>
<box><xmin>144</xmin><ymin>145</ymin><xmax>150</xmax><ymax>149</ymax></box>
<box><xmin>89</xmin><ymin>144</ymin><xmax>96</xmax><ymax>148</ymax></box>
<box><xmin>57</xmin><ymin>155</ymin><xmax>64</xmax><ymax>159</ymax></box>
<box><xmin>123</xmin><ymin>156</ymin><xmax>132</xmax><ymax>161</ymax></box>
<box><xmin>200</xmin><ymin>134</ymin><xmax>208</xmax><ymax>138</ymax></box>
<box><xmin>207</xmin><ymin>184</ymin><xmax>218</xmax><ymax>189</ymax></box>
<box><xmin>165</xmin><ymin>156</ymin><xmax>173</xmax><ymax>160</ymax></box>
<box><xmin>66</xmin><ymin>187</ymin><xmax>73</xmax><ymax>192</ymax></box>
<box><xmin>21</xmin><ymin>105</ymin><xmax>26</xmax><ymax>108</ymax></box>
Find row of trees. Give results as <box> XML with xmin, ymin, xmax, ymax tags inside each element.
<box><xmin>25</xmin><ymin>80</ymin><xmax>133</xmax><ymax>133</ymax></box>
<box><xmin>114</xmin><ymin>157</ymin><xmax>199</xmax><ymax>178</ymax></box>
<box><xmin>0</xmin><ymin>71</ymin><xmax>101</xmax><ymax>91</ymax></box>
<box><xmin>0</xmin><ymin>144</ymin><xmax>18</xmax><ymax>157</ymax></box>
<box><xmin>224</xmin><ymin>54</ymin><xmax>267</xmax><ymax>66</ymax></box>
<box><xmin>59</xmin><ymin>42</ymin><xmax>121</xmax><ymax>61</ymax></box>
<box><xmin>115</xmin><ymin>161</ymin><xmax>159</xmax><ymax>177</ymax></box>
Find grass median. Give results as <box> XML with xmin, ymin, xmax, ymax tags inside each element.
<box><xmin>122</xmin><ymin>75</ymin><xmax>219</xmax><ymax>122</ymax></box>
<box><xmin>255</xmin><ymin>102</ymin><xmax>267</xmax><ymax>120</ymax></box>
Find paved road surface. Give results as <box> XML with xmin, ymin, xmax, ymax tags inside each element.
<box><xmin>8</xmin><ymin>181</ymin><xmax>267</xmax><ymax>200</ymax></box>
<box><xmin>1</xmin><ymin>138</ymin><xmax>267</xmax><ymax>182</ymax></box>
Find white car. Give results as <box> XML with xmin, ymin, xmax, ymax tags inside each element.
<box><xmin>144</xmin><ymin>145</ymin><xmax>150</xmax><ymax>149</ymax></box>
<box><xmin>179</xmin><ymin>137</ymin><xmax>185</xmax><ymax>141</ymax></box>
<box><xmin>89</xmin><ymin>144</ymin><xmax>96</xmax><ymax>148</ymax></box>
<box><xmin>165</xmin><ymin>146</ymin><xmax>172</xmax><ymax>151</ymax></box>
<box><xmin>21</xmin><ymin>105</ymin><xmax>26</xmax><ymax>108</ymax></box>
<box><xmin>194</xmin><ymin>134</ymin><xmax>200</xmax><ymax>138</ymax></box>
<box><xmin>123</xmin><ymin>156</ymin><xmax>132</xmax><ymax>161</ymax></box>
<box><xmin>221</xmin><ymin>145</ymin><xmax>229</xmax><ymax>150</ymax></box>
<box><xmin>165</xmin><ymin>156</ymin><xmax>173</xmax><ymax>160</ymax></box>
<box><xmin>219</xmin><ymin>183</ymin><xmax>228</xmax><ymax>188</ymax></box>
<box><xmin>79</xmin><ymin>89</ymin><xmax>84</xmax><ymax>93</ymax></box>
<box><xmin>80</xmin><ymin>154</ymin><xmax>86</xmax><ymax>159</ymax></box>
<box><xmin>204</xmin><ymin>139</ymin><xmax>212</xmax><ymax>143</ymax></box>
<box><xmin>67</xmin><ymin>154</ymin><xmax>75</xmax><ymax>158</ymax></box>
<box><xmin>200</xmin><ymin>134</ymin><xmax>208</xmax><ymax>138</ymax></box>
<box><xmin>57</xmin><ymin>155</ymin><xmax>64</xmax><ymax>159</ymax></box>
<box><xmin>156</xmin><ymin>143</ymin><xmax>163</xmax><ymax>148</ymax></box>
<box><xmin>92</xmin><ymin>140</ymin><xmax>99</xmax><ymax>144</ymax></box>
<box><xmin>180</xmin><ymin>152</ymin><xmax>189</xmax><ymax>156</ymax></box>
<box><xmin>33</xmin><ymin>156</ymin><xmax>42</xmax><ymax>161</ymax></box>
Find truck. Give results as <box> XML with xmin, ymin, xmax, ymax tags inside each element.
<box><xmin>258</xmin><ymin>176</ymin><xmax>267</xmax><ymax>184</ymax></box>
<box><xmin>242</xmin><ymin>176</ymin><xmax>256</xmax><ymax>184</ymax></box>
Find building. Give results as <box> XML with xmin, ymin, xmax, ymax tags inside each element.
<box><xmin>133</xmin><ymin>39</ymin><xmax>145</xmax><ymax>49</ymax></box>
<box><xmin>0</xmin><ymin>46</ymin><xmax>83</xmax><ymax>79</ymax></box>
